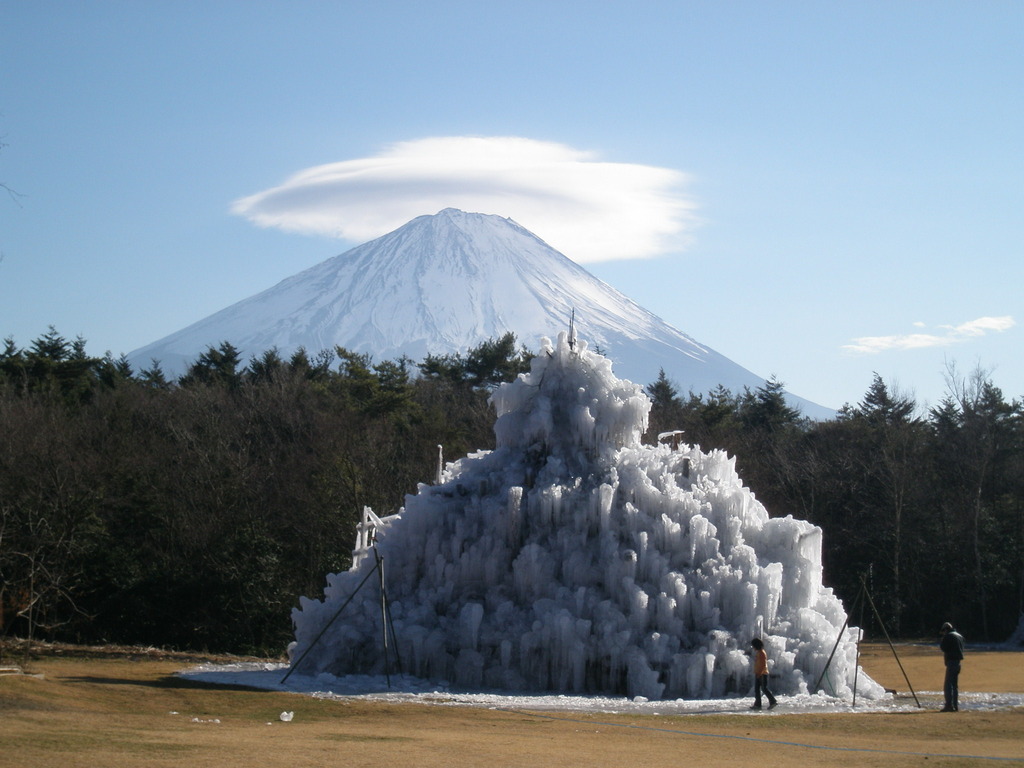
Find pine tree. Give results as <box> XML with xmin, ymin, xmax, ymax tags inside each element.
<box><xmin>644</xmin><ymin>369</ymin><xmax>684</xmax><ymax>442</ymax></box>
<box><xmin>180</xmin><ymin>341</ymin><xmax>243</xmax><ymax>389</ymax></box>
<box><xmin>739</xmin><ymin>376</ymin><xmax>802</xmax><ymax>433</ymax></box>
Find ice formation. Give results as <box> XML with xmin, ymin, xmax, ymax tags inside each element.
<box><xmin>289</xmin><ymin>332</ymin><xmax>882</xmax><ymax>701</ymax></box>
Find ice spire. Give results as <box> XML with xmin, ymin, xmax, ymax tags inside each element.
<box><xmin>288</xmin><ymin>333</ymin><xmax>879</xmax><ymax>701</ymax></box>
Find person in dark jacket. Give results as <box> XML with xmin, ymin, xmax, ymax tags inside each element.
<box><xmin>939</xmin><ymin>621</ymin><xmax>965</xmax><ymax>712</ymax></box>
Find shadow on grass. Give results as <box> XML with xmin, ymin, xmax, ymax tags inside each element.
<box><xmin>61</xmin><ymin>675</ymin><xmax>269</xmax><ymax>692</ymax></box>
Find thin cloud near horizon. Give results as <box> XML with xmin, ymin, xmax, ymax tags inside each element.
<box><xmin>231</xmin><ymin>136</ymin><xmax>696</xmax><ymax>263</ymax></box>
<box><xmin>842</xmin><ymin>316</ymin><xmax>1016</xmax><ymax>355</ymax></box>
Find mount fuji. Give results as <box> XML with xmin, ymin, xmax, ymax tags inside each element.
<box><xmin>128</xmin><ymin>208</ymin><xmax>831</xmax><ymax>418</ymax></box>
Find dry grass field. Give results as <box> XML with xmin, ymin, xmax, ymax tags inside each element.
<box><xmin>1</xmin><ymin>641</ymin><xmax>1022</xmax><ymax>768</ymax></box>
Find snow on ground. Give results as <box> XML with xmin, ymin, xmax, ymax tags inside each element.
<box><xmin>179</xmin><ymin>662</ymin><xmax>1024</xmax><ymax>716</ymax></box>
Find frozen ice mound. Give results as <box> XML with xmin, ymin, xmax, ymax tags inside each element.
<box><xmin>290</xmin><ymin>331</ymin><xmax>882</xmax><ymax>701</ymax></box>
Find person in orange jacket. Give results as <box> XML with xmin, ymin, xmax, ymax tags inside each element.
<box><xmin>750</xmin><ymin>638</ymin><xmax>777</xmax><ymax>710</ymax></box>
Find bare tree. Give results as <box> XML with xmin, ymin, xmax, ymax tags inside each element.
<box><xmin>937</xmin><ymin>361</ymin><xmax>1013</xmax><ymax>639</ymax></box>
<box><xmin>1</xmin><ymin>136</ymin><xmax>23</xmax><ymax>205</ymax></box>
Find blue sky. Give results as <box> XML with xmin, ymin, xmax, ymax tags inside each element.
<box><xmin>2</xmin><ymin>1</ymin><xmax>1020</xmax><ymax>412</ymax></box>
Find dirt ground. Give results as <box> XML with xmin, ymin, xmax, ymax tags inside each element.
<box><xmin>1</xmin><ymin>642</ymin><xmax>1022</xmax><ymax>768</ymax></box>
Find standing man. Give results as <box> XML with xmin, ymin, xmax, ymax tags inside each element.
<box><xmin>939</xmin><ymin>622</ymin><xmax>965</xmax><ymax>712</ymax></box>
<box><xmin>750</xmin><ymin>638</ymin><xmax>777</xmax><ymax>710</ymax></box>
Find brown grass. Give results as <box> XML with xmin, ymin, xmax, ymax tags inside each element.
<box><xmin>1</xmin><ymin>642</ymin><xmax>1022</xmax><ymax>768</ymax></box>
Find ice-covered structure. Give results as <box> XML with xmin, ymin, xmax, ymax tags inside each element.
<box><xmin>289</xmin><ymin>332</ymin><xmax>882</xmax><ymax>701</ymax></box>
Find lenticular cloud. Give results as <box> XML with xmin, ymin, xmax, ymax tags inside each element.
<box><xmin>231</xmin><ymin>136</ymin><xmax>694</xmax><ymax>263</ymax></box>
<box><xmin>288</xmin><ymin>333</ymin><xmax>880</xmax><ymax>701</ymax></box>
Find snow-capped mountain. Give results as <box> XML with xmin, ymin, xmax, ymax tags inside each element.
<box><xmin>128</xmin><ymin>208</ymin><xmax>831</xmax><ymax>417</ymax></box>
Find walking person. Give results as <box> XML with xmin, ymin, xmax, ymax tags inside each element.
<box><xmin>939</xmin><ymin>622</ymin><xmax>965</xmax><ymax>712</ymax></box>
<box><xmin>750</xmin><ymin>638</ymin><xmax>777</xmax><ymax>710</ymax></box>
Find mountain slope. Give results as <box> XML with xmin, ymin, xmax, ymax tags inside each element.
<box><xmin>128</xmin><ymin>208</ymin><xmax>831</xmax><ymax>417</ymax></box>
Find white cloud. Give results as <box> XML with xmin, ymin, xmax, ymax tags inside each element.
<box><xmin>231</xmin><ymin>136</ymin><xmax>696</xmax><ymax>263</ymax></box>
<box><xmin>843</xmin><ymin>316</ymin><xmax>1015</xmax><ymax>355</ymax></box>
<box><xmin>941</xmin><ymin>316</ymin><xmax>1016</xmax><ymax>337</ymax></box>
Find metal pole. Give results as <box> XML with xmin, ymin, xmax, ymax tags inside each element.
<box><xmin>382</xmin><ymin>568</ymin><xmax>404</xmax><ymax>676</ymax></box>
<box><xmin>375</xmin><ymin>549</ymin><xmax>391</xmax><ymax>688</ymax></box>
<box><xmin>860</xmin><ymin>575</ymin><xmax>921</xmax><ymax>708</ymax></box>
<box><xmin>853</xmin><ymin>581</ymin><xmax>866</xmax><ymax>707</ymax></box>
<box><xmin>814</xmin><ymin>611</ymin><xmax>850</xmax><ymax>695</ymax></box>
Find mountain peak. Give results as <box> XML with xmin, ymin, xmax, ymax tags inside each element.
<box><xmin>432</xmin><ymin>207</ymin><xmax>499</xmax><ymax>220</ymax></box>
<box><xmin>128</xmin><ymin>210</ymin><xmax>832</xmax><ymax>418</ymax></box>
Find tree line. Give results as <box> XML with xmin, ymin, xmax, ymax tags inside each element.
<box><xmin>0</xmin><ymin>328</ymin><xmax>530</xmax><ymax>653</ymax></box>
<box><xmin>1</xmin><ymin>327</ymin><xmax>1021</xmax><ymax>654</ymax></box>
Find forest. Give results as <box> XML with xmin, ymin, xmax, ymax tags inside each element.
<box><xmin>1</xmin><ymin>327</ymin><xmax>1022</xmax><ymax>655</ymax></box>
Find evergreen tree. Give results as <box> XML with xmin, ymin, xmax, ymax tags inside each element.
<box><xmin>180</xmin><ymin>341</ymin><xmax>243</xmax><ymax>389</ymax></box>
<box><xmin>840</xmin><ymin>374</ymin><xmax>927</xmax><ymax>634</ymax></box>
<box><xmin>96</xmin><ymin>353</ymin><xmax>134</xmax><ymax>389</ymax></box>
<box><xmin>739</xmin><ymin>376</ymin><xmax>803</xmax><ymax>433</ymax></box>
<box><xmin>247</xmin><ymin>347</ymin><xmax>286</xmax><ymax>385</ymax></box>
<box><xmin>137</xmin><ymin>360</ymin><xmax>171</xmax><ymax>390</ymax></box>
<box><xmin>858</xmin><ymin>372</ymin><xmax>917</xmax><ymax>426</ymax></box>
<box><xmin>464</xmin><ymin>332</ymin><xmax>533</xmax><ymax>387</ymax></box>
<box><xmin>644</xmin><ymin>369</ymin><xmax>685</xmax><ymax>443</ymax></box>
<box><xmin>930</xmin><ymin>367</ymin><xmax>1018</xmax><ymax>638</ymax></box>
